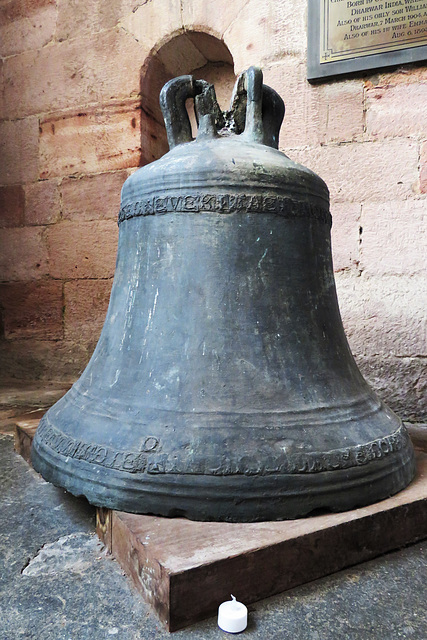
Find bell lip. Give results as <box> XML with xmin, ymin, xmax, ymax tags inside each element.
<box><xmin>31</xmin><ymin>430</ymin><xmax>416</xmax><ymax>523</ymax></box>
<box><xmin>33</xmin><ymin>394</ymin><xmax>412</xmax><ymax>479</ymax></box>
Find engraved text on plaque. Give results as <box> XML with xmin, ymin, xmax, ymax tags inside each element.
<box><xmin>308</xmin><ymin>0</ymin><xmax>427</xmax><ymax>80</ymax></box>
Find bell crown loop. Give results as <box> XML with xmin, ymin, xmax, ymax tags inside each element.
<box><xmin>160</xmin><ymin>66</ymin><xmax>285</xmax><ymax>150</ymax></box>
<box><xmin>119</xmin><ymin>67</ymin><xmax>328</xmax><ymax>227</ymax></box>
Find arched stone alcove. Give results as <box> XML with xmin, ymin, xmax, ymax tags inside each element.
<box><xmin>139</xmin><ymin>31</ymin><xmax>236</xmax><ymax>164</ymax></box>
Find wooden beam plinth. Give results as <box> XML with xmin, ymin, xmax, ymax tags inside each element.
<box><xmin>14</xmin><ymin>418</ymin><xmax>427</xmax><ymax>632</ymax></box>
<box><xmin>97</xmin><ymin>453</ymin><xmax>427</xmax><ymax>631</ymax></box>
<box><xmin>14</xmin><ymin>411</ymin><xmax>46</xmax><ymax>463</ymax></box>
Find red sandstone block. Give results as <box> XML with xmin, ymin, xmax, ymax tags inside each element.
<box><xmin>223</xmin><ymin>0</ymin><xmax>306</xmax><ymax>73</ymax></box>
<box><xmin>0</xmin><ymin>0</ymin><xmax>56</xmax><ymax>57</ymax></box>
<box><xmin>47</xmin><ymin>220</ymin><xmax>118</xmax><ymax>279</ymax></box>
<box><xmin>0</xmin><ymin>280</ymin><xmax>63</xmax><ymax>340</ymax></box>
<box><xmin>181</xmin><ymin>0</ymin><xmax>246</xmax><ymax>38</ymax></box>
<box><xmin>0</xmin><ymin>338</ymin><xmax>90</xmax><ymax>384</ymax></box>
<box><xmin>266</xmin><ymin>60</ymin><xmax>364</xmax><ymax>148</ymax></box>
<box><xmin>361</xmin><ymin>280</ymin><xmax>426</xmax><ymax>359</ymax></box>
<box><xmin>0</xmin><ymin>185</ymin><xmax>25</xmax><ymax>227</ymax></box>
<box><xmin>366</xmin><ymin>66</ymin><xmax>427</xmax><ymax>87</ymax></box>
<box><xmin>0</xmin><ymin>227</ymin><xmax>48</xmax><ymax>281</ymax></box>
<box><xmin>360</xmin><ymin>199</ymin><xmax>426</xmax><ymax>276</ymax></box>
<box><xmin>330</xmin><ymin>202</ymin><xmax>361</xmax><ymax>272</ymax></box>
<box><xmin>24</xmin><ymin>180</ymin><xmax>60</xmax><ymax>225</ymax></box>
<box><xmin>136</xmin><ymin>54</ymin><xmax>175</xmax><ymax>162</ymax></box>
<box><xmin>0</xmin><ymin>0</ymin><xmax>54</xmax><ymax>24</ymax></box>
<box><xmin>140</xmin><ymin>53</ymin><xmax>172</xmax><ymax>125</ymax></box>
<box><xmin>119</xmin><ymin>0</ymin><xmax>184</xmax><ymax>64</ymax></box>
<box><xmin>156</xmin><ymin>33</ymin><xmax>207</xmax><ymax>78</ymax></box>
<box><xmin>421</xmin><ymin>142</ymin><xmax>427</xmax><ymax>194</ymax></box>
<box><xmin>56</xmin><ymin>0</ymin><xmax>139</xmax><ymax>42</ymax></box>
<box><xmin>0</xmin><ymin>59</ymin><xmax>4</xmax><ymax>115</ymax></box>
<box><xmin>192</xmin><ymin>62</ymin><xmax>236</xmax><ymax>110</ymax></box>
<box><xmin>0</xmin><ymin>118</ymin><xmax>39</xmax><ymax>185</ymax></box>
<box><xmin>366</xmin><ymin>84</ymin><xmax>427</xmax><ymax>139</ymax></box>
<box><xmin>336</xmin><ymin>273</ymin><xmax>426</xmax><ymax>360</ymax></box>
<box><xmin>61</xmin><ymin>172</ymin><xmax>128</xmax><ymax>222</ymax></box>
<box><xmin>315</xmin><ymin>80</ymin><xmax>364</xmax><ymax>144</ymax></box>
<box><xmin>356</xmin><ymin>354</ymin><xmax>426</xmax><ymax>422</ymax></box>
<box><xmin>64</xmin><ymin>279</ymin><xmax>113</xmax><ymax>342</ymax></box>
<box><xmin>140</xmin><ymin>111</ymin><xmax>170</xmax><ymax>164</ymax></box>
<box><xmin>262</xmin><ymin>61</ymin><xmax>317</xmax><ymax>149</ymax></box>
<box><xmin>290</xmin><ymin>139</ymin><xmax>418</xmax><ymax>203</ymax></box>
<box><xmin>39</xmin><ymin>102</ymin><xmax>142</xmax><ymax>179</ymax></box>
<box><xmin>186</xmin><ymin>32</ymin><xmax>234</xmax><ymax>66</ymax></box>
<box><xmin>2</xmin><ymin>29</ymin><xmax>145</xmax><ymax>120</ymax></box>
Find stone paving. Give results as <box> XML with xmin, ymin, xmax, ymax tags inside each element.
<box><xmin>1</xmin><ymin>433</ymin><xmax>426</xmax><ymax>640</ymax></box>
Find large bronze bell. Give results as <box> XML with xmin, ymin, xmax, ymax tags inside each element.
<box><xmin>32</xmin><ymin>68</ymin><xmax>415</xmax><ymax>522</ymax></box>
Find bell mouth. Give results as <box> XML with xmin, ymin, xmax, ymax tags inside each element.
<box><xmin>32</xmin><ymin>423</ymin><xmax>415</xmax><ymax>522</ymax></box>
<box><xmin>32</xmin><ymin>400</ymin><xmax>416</xmax><ymax>522</ymax></box>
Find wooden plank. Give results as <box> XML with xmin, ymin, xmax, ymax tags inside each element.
<box><xmin>105</xmin><ymin>453</ymin><xmax>427</xmax><ymax>630</ymax></box>
<box><xmin>407</xmin><ymin>424</ymin><xmax>427</xmax><ymax>451</ymax></box>
<box><xmin>14</xmin><ymin>411</ymin><xmax>45</xmax><ymax>463</ymax></box>
<box><xmin>110</xmin><ymin>509</ymin><xmax>171</xmax><ymax>627</ymax></box>
<box><xmin>95</xmin><ymin>507</ymin><xmax>112</xmax><ymax>552</ymax></box>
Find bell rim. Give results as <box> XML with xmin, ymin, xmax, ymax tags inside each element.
<box><xmin>31</xmin><ymin>428</ymin><xmax>416</xmax><ymax>522</ymax></box>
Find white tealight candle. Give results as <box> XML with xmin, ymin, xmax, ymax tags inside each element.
<box><xmin>218</xmin><ymin>594</ymin><xmax>248</xmax><ymax>633</ymax></box>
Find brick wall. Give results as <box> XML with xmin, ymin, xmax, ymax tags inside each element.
<box><xmin>0</xmin><ymin>0</ymin><xmax>425</xmax><ymax>420</ymax></box>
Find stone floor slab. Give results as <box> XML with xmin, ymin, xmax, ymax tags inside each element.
<box><xmin>3</xmin><ymin>432</ymin><xmax>427</xmax><ymax>638</ymax></box>
<box><xmin>97</xmin><ymin>453</ymin><xmax>427</xmax><ymax>630</ymax></box>
<box><xmin>13</xmin><ymin>419</ymin><xmax>427</xmax><ymax>632</ymax></box>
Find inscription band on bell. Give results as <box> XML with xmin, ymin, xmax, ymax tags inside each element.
<box><xmin>118</xmin><ymin>192</ymin><xmax>331</xmax><ymax>226</ymax></box>
<box><xmin>36</xmin><ymin>416</ymin><xmax>410</xmax><ymax>477</ymax></box>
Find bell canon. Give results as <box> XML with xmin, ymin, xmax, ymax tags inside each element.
<box><xmin>31</xmin><ymin>67</ymin><xmax>416</xmax><ymax>522</ymax></box>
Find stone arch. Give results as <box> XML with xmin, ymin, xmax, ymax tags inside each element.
<box><xmin>139</xmin><ymin>31</ymin><xmax>236</xmax><ymax>165</ymax></box>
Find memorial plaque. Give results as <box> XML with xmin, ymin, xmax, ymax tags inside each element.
<box><xmin>308</xmin><ymin>0</ymin><xmax>427</xmax><ymax>81</ymax></box>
